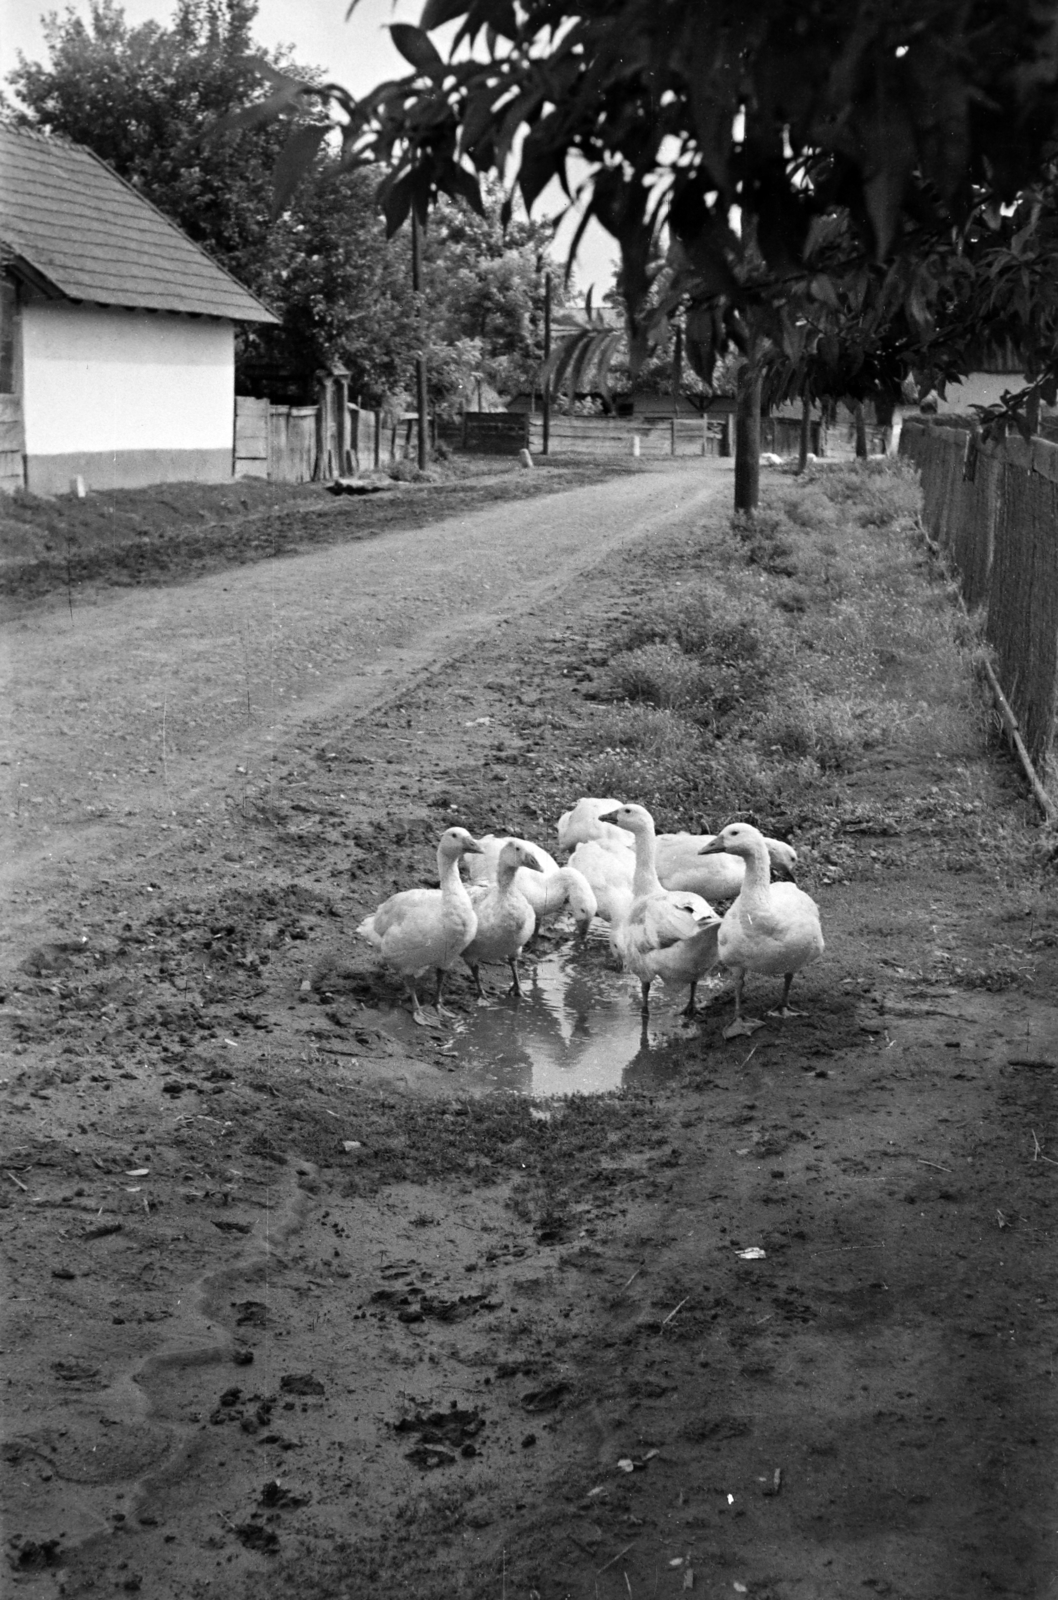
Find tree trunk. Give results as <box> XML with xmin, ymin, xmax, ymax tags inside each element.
<box><xmin>411</xmin><ymin>211</ymin><xmax>428</xmax><ymax>470</ymax></box>
<box><xmin>734</xmin><ymin>366</ymin><xmax>762</xmax><ymax>513</ymax></box>
<box><xmin>797</xmin><ymin>395</ymin><xmax>811</xmax><ymax>473</ymax></box>
<box><xmin>853</xmin><ymin>399</ymin><xmax>868</xmax><ymax>458</ymax></box>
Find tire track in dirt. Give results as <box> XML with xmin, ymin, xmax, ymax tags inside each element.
<box><xmin>2</xmin><ymin>1158</ymin><xmax>312</xmax><ymax>1578</ymax></box>
<box><xmin>1</xmin><ymin>462</ymin><xmax>729</xmax><ymax>955</ymax></box>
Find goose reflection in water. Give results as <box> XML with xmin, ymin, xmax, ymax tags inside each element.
<box><xmin>451</xmin><ymin>944</ymin><xmax>696</xmax><ymax>1098</ymax></box>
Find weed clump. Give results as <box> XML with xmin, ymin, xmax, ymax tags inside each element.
<box><xmin>568</xmin><ymin>458</ymin><xmax>996</xmax><ymax>835</ymax></box>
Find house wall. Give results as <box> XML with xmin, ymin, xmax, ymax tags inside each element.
<box><xmin>20</xmin><ymin>303</ymin><xmax>234</xmax><ymax>493</ymax></box>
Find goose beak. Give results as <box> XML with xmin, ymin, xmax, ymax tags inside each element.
<box><xmin>523</xmin><ymin>857</ymin><xmax>544</xmax><ymax>873</ymax></box>
<box><xmin>698</xmin><ymin>838</ymin><xmax>726</xmax><ymax>856</ymax></box>
<box><xmin>771</xmin><ymin>861</ymin><xmax>796</xmax><ymax>883</ymax></box>
<box><xmin>597</xmin><ymin>810</ymin><xmax>621</xmax><ymax>824</ymax></box>
<box><xmin>463</xmin><ymin>837</ymin><xmax>484</xmax><ymax>854</ymax></box>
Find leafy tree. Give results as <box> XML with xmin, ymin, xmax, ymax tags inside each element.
<box><xmin>7</xmin><ymin>1</ymin><xmax>560</xmax><ymax>409</ymax></box>
<box><xmin>421</xmin><ymin>186</ymin><xmax>561</xmax><ymax>412</ymax></box>
<box><xmin>230</xmin><ymin>0</ymin><xmax>1058</xmax><ymax>500</ymax></box>
<box><xmin>6</xmin><ymin>0</ymin><xmax>292</xmax><ymax>295</ymax></box>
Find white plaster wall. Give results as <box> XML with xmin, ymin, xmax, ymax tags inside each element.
<box><xmin>21</xmin><ymin>303</ymin><xmax>233</xmax><ymax>454</ymax></box>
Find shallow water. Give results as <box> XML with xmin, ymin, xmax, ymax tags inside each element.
<box><xmin>445</xmin><ymin>936</ymin><xmax>706</xmax><ymax>1097</ymax></box>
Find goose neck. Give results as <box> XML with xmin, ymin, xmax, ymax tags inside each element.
<box><xmin>630</xmin><ymin>820</ymin><xmax>663</xmax><ymax>896</ymax></box>
<box><xmin>737</xmin><ymin>837</ymin><xmax>772</xmax><ymax>911</ymax></box>
<box><xmin>438</xmin><ymin>849</ymin><xmax>466</xmax><ymax>900</ymax></box>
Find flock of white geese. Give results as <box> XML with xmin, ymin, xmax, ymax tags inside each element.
<box><xmin>357</xmin><ymin>796</ymin><xmax>824</xmax><ymax>1041</ymax></box>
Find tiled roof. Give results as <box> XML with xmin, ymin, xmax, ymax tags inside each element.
<box><xmin>0</xmin><ymin>124</ymin><xmax>278</xmax><ymax>323</ymax></box>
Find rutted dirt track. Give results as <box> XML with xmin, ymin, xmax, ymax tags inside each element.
<box><xmin>2</xmin><ymin>463</ymin><xmax>715</xmax><ymax>925</ymax></box>
<box><xmin>2</xmin><ymin>457</ymin><xmax>1058</xmax><ymax>1600</ymax></box>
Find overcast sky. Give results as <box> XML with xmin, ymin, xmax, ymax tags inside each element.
<box><xmin>0</xmin><ymin>0</ymin><xmax>619</xmax><ymax>294</ymax></box>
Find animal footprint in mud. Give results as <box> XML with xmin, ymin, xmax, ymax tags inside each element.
<box><xmin>258</xmin><ymin>1479</ymin><xmax>311</xmax><ymax>1509</ymax></box>
<box><xmin>520</xmin><ymin>1381</ymin><xmax>570</xmax><ymax>1413</ymax></box>
<box><xmin>395</xmin><ymin>1406</ymin><xmax>486</xmax><ymax>1468</ymax></box>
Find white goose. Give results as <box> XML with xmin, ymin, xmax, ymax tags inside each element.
<box><xmin>466</xmin><ymin>833</ymin><xmax>596</xmax><ymax>938</ymax></box>
<box><xmin>567</xmin><ymin>838</ymin><xmax>634</xmax><ymax>924</ymax></box>
<box><xmin>467</xmin><ymin>832</ymin><xmax>561</xmax><ymax>883</ymax></box>
<box><xmin>357</xmin><ymin>827</ymin><xmax>484</xmax><ymax>1025</ymax></box>
<box><xmin>522</xmin><ymin>864</ymin><xmax>598</xmax><ymax>940</ymax></box>
<box><xmin>557</xmin><ymin>797</ymin><xmax>635</xmax><ymax>857</ymax></box>
<box><xmin>655</xmin><ymin>831</ymin><xmax>798</xmax><ymax>901</ymax></box>
<box><xmin>559</xmin><ymin>797</ymin><xmax>796</xmax><ymax>901</ymax></box>
<box><xmin>700</xmin><ymin>822</ymin><xmax>823</xmax><ymax>1039</ymax></box>
<box><xmin>599</xmin><ymin>804</ymin><xmax>722</xmax><ymax>1017</ymax></box>
<box><xmin>463</xmin><ymin>840</ymin><xmax>542</xmax><ymax>999</ymax></box>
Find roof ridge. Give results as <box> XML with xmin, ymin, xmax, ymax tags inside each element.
<box><xmin>74</xmin><ymin>134</ymin><xmax>277</xmax><ymax>321</ymax></box>
<box><xmin>0</xmin><ymin>122</ymin><xmax>278</xmax><ymax>325</ymax></box>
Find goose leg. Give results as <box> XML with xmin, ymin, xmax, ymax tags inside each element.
<box><xmin>767</xmin><ymin>972</ymin><xmax>806</xmax><ymax>1019</ymax></box>
<box><xmin>507</xmin><ymin>957</ymin><xmax>523</xmax><ymax>999</ymax></box>
<box><xmin>680</xmin><ymin>981</ymin><xmax>698</xmax><ymax>1019</ymax></box>
<box><xmin>407</xmin><ymin>977</ymin><xmax>428</xmax><ymax>1027</ymax></box>
<box><xmin>639</xmin><ymin>979</ymin><xmax>652</xmax><ymax>1015</ymax></box>
<box><xmin>463</xmin><ymin>959</ymin><xmax>488</xmax><ymax>1005</ymax></box>
<box><xmin>723</xmin><ymin>970</ymin><xmax>765</xmax><ymax>1039</ymax></box>
<box><xmin>435</xmin><ymin>967</ymin><xmax>459</xmax><ymax>1019</ymax></box>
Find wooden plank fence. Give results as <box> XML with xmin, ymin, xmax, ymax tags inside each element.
<box><xmin>901</xmin><ymin>417</ymin><xmax>1058</xmax><ymax>768</ymax></box>
<box><xmin>0</xmin><ymin>392</ymin><xmax>24</xmax><ymax>494</ymax></box>
<box><xmin>526</xmin><ymin>414</ymin><xmax>717</xmax><ymax>457</ymax></box>
<box><xmin>235</xmin><ymin>394</ymin><xmax>426</xmax><ymax>483</ymax></box>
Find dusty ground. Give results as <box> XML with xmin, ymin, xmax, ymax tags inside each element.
<box><xmin>2</xmin><ymin>458</ymin><xmax>1058</xmax><ymax>1600</ymax></box>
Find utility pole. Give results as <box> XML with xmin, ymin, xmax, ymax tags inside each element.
<box><xmin>542</xmin><ymin>270</ymin><xmax>552</xmax><ymax>456</ymax></box>
<box><xmin>411</xmin><ymin>209</ymin><xmax>428</xmax><ymax>470</ymax></box>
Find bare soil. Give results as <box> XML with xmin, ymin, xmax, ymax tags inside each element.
<box><xmin>0</xmin><ymin>457</ymin><xmax>634</xmax><ymax>609</ymax></box>
<box><xmin>2</xmin><ymin>459</ymin><xmax>1058</xmax><ymax>1600</ymax></box>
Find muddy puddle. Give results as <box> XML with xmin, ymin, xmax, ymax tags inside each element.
<box><xmin>443</xmin><ymin>935</ymin><xmax>714</xmax><ymax>1097</ymax></box>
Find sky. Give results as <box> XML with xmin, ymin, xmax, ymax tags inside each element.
<box><xmin>0</xmin><ymin>0</ymin><xmax>620</xmax><ymax>294</ymax></box>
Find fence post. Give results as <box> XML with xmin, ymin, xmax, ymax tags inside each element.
<box><xmin>373</xmin><ymin>411</ymin><xmax>381</xmax><ymax>470</ymax></box>
<box><xmin>313</xmin><ymin>373</ymin><xmax>333</xmax><ymax>481</ymax></box>
<box><xmin>671</xmin><ymin>416</ymin><xmax>677</xmax><ymax>457</ymax></box>
<box><xmin>332</xmin><ymin>366</ymin><xmax>351</xmax><ymax>475</ymax></box>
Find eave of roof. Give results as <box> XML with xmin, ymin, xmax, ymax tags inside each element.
<box><xmin>0</xmin><ymin>124</ymin><xmax>279</xmax><ymax>325</ymax></box>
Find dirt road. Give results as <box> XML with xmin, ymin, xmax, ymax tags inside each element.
<box><xmin>4</xmin><ymin>456</ymin><xmax>1058</xmax><ymax>1600</ymax></box>
<box><xmin>2</xmin><ymin>460</ymin><xmax>727</xmax><ymax>944</ymax></box>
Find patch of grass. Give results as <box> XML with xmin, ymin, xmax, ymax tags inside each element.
<box><xmin>606</xmin><ymin>589</ymin><xmax>795</xmax><ymax>738</ymax></box>
<box><xmin>556</xmin><ymin>459</ymin><xmax>1030</xmax><ymax>857</ymax></box>
<box><xmin>608</xmin><ymin>641</ymin><xmax>709</xmax><ymax>709</ymax></box>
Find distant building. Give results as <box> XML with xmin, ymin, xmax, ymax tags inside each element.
<box><xmin>0</xmin><ymin>124</ymin><xmax>277</xmax><ymax>494</ymax></box>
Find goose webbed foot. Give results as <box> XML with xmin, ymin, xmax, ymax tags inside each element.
<box><xmin>723</xmin><ymin>1015</ymin><xmax>765</xmax><ymax>1039</ymax></box>
<box><xmin>406</xmin><ymin>982</ymin><xmax>428</xmax><ymax>1026</ymax></box>
<box><xmin>766</xmin><ymin>1005</ymin><xmax>806</xmax><ymax>1019</ymax></box>
<box><xmin>436</xmin><ymin>969</ymin><xmax>461</xmax><ymax>1018</ymax></box>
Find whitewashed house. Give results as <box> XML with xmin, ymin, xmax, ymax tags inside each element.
<box><xmin>0</xmin><ymin>124</ymin><xmax>277</xmax><ymax>495</ymax></box>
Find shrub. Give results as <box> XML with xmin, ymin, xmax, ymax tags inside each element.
<box><xmin>607</xmin><ymin>642</ymin><xmax>707</xmax><ymax>709</ymax></box>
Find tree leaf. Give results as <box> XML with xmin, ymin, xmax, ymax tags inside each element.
<box><xmin>390</xmin><ymin>23</ymin><xmax>445</xmax><ymax>75</ymax></box>
<box><xmin>381</xmin><ymin>171</ymin><xmax>414</xmax><ymax>236</ymax></box>
<box><xmin>446</xmin><ymin>162</ymin><xmax>485</xmax><ymax>215</ymax></box>
<box><xmin>271</xmin><ymin>122</ymin><xmax>329</xmax><ymax>218</ymax></box>
<box><xmin>211</xmin><ymin>80</ymin><xmax>308</xmax><ymax>138</ymax></box>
